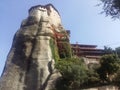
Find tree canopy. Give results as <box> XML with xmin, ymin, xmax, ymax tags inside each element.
<box><xmin>55</xmin><ymin>58</ymin><xmax>88</xmax><ymax>90</ymax></box>
<box><xmin>104</xmin><ymin>46</ymin><xmax>114</xmax><ymax>54</ymax></box>
<box><xmin>100</xmin><ymin>0</ymin><xmax>120</xmax><ymax>19</ymax></box>
<box><xmin>97</xmin><ymin>54</ymin><xmax>120</xmax><ymax>82</ymax></box>
<box><xmin>115</xmin><ymin>47</ymin><xmax>120</xmax><ymax>58</ymax></box>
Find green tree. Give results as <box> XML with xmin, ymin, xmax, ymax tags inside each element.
<box><xmin>97</xmin><ymin>54</ymin><xmax>120</xmax><ymax>82</ymax></box>
<box><xmin>104</xmin><ymin>46</ymin><xmax>114</xmax><ymax>54</ymax></box>
<box><xmin>86</xmin><ymin>63</ymin><xmax>100</xmax><ymax>85</ymax></box>
<box><xmin>99</xmin><ymin>0</ymin><xmax>120</xmax><ymax>19</ymax></box>
<box><xmin>115</xmin><ymin>47</ymin><xmax>120</xmax><ymax>58</ymax></box>
<box><xmin>55</xmin><ymin>58</ymin><xmax>88</xmax><ymax>90</ymax></box>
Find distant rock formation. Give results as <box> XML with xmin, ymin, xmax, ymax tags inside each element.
<box><xmin>0</xmin><ymin>4</ymin><xmax>71</xmax><ymax>90</ymax></box>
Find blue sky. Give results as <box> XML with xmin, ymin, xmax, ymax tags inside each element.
<box><xmin>1</xmin><ymin>0</ymin><xmax>120</xmax><ymax>75</ymax></box>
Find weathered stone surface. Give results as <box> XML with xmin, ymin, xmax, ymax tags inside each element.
<box><xmin>0</xmin><ymin>4</ymin><xmax>66</xmax><ymax>90</ymax></box>
<box><xmin>45</xmin><ymin>71</ymin><xmax>61</xmax><ymax>90</ymax></box>
<box><xmin>83</xmin><ymin>85</ymin><xmax>119</xmax><ymax>90</ymax></box>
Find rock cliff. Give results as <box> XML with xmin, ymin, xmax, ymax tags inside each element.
<box><xmin>0</xmin><ymin>4</ymin><xmax>71</xmax><ymax>90</ymax></box>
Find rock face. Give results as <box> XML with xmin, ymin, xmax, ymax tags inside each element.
<box><xmin>83</xmin><ymin>85</ymin><xmax>119</xmax><ymax>90</ymax></box>
<box><xmin>0</xmin><ymin>4</ymin><xmax>70</xmax><ymax>90</ymax></box>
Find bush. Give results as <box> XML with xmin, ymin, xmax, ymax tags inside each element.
<box><xmin>57</xmin><ymin>42</ymin><xmax>72</xmax><ymax>58</ymax></box>
<box><xmin>55</xmin><ymin>58</ymin><xmax>88</xmax><ymax>90</ymax></box>
<box><xmin>50</xmin><ymin>38</ymin><xmax>59</xmax><ymax>62</ymax></box>
<box><xmin>97</xmin><ymin>54</ymin><xmax>120</xmax><ymax>82</ymax></box>
<box><xmin>86</xmin><ymin>63</ymin><xmax>100</xmax><ymax>84</ymax></box>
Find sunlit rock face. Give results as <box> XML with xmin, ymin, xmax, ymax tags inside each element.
<box><xmin>0</xmin><ymin>4</ymin><xmax>64</xmax><ymax>90</ymax></box>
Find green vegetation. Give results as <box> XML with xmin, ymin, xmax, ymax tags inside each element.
<box><xmin>85</xmin><ymin>63</ymin><xmax>100</xmax><ymax>86</ymax></box>
<box><xmin>99</xmin><ymin>0</ymin><xmax>120</xmax><ymax>19</ymax></box>
<box><xmin>104</xmin><ymin>46</ymin><xmax>114</xmax><ymax>54</ymax></box>
<box><xmin>55</xmin><ymin>58</ymin><xmax>88</xmax><ymax>90</ymax></box>
<box><xmin>55</xmin><ymin>57</ymin><xmax>103</xmax><ymax>90</ymax></box>
<box><xmin>58</xmin><ymin>42</ymin><xmax>72</xmax><ymax>58</ymax></box>
<box><xmin>97</xmin><ymin>54</ymin><xmax>120</xmax><ymax>83</ymax></box>
<box><xmin>50</xmin><ymin>30</ymin><xmax>120</xmax><ymax>89</ymax></box>
<box><xmin>49</xmin><ymin>38</ymin><xmax>59</xmax><ymax>62</ymax></box>
<box><xmin>115</xmin><ymin>47</ymin><xmax>120</xmax><ymax>58</ymax></box>
<box><xmin>54</xmin><ymin>45</ymin><xmax>120</xmax><ymax>89</ymax></box>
